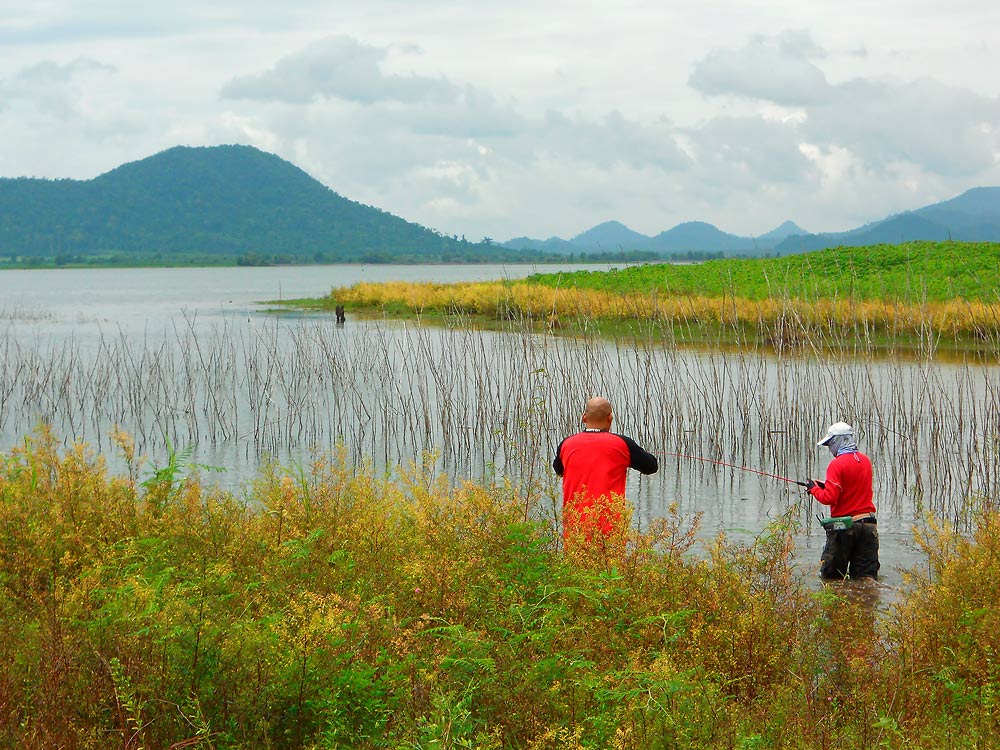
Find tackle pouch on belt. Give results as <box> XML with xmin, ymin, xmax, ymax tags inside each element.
<box><xmin>818</xmin><ymin>516</ymin><xmax>853</xmax><ymax>531</ymax></box>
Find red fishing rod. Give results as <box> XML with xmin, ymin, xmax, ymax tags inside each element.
<box><xmin>656</xmin><ymin>451</ymin><xmax>808</xmax><ymax>487</ymax></box>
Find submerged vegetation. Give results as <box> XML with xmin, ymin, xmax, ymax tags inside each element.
<box><xmin>2</xmin><ymin>431</ymin><xmax>1000</xmax><ymax>749</ymax></box>
<box><xmin>3</xmin><ymin>315</ymin><xmax>998</xmax><ymax>520</ymax></box>
<box><xmin>290</xmin><ymin>242</ymin><xmax>1000</xmax><ymax>350</ymax></box>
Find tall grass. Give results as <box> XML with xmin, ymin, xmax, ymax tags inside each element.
<box><xmin>1</xmin><ymin>432</ymin><xmax>999</xmax><ymax>748</ymax></box>
<box><xmin>325</xmin><ymin>278</ymin><xmax>1000</xmax><ymax>351</ymax></box>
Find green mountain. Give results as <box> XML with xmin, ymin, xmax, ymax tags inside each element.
<box><xmin>0</xmin><ymin>145</ymin><xmax>492</xmax><ymax>263</ymax></box>
<box><xmin>645</xmin><ymin>221</ymin><xmax>757</xmax><ymax>253</ymax></box>
<box><xmin>774</xmin><ymin>187</ymin><xmax>1000</xmax><ymax>253</ymax></box>
<box><xmin>570</xmin><ymin>220</ymin><xmax>651</xmax><ymax>251</ymax></box>
<box><xmin>504</xmin><ymin>218</ymin><xmax>808</xmax><ymax>256</ymax></box>
<box><xmin>757</xmin><ymin>220</ymin><xmax>807</xmax><ymax>242</ymax></box>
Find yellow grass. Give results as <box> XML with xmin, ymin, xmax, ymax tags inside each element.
<box><xmin>332</xmin><ymin>280</ymin><xmax>1000</xmax><ymax>339</ymax></box>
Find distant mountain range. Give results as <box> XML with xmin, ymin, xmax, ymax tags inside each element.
<box><xmin>0</xmin><ymin>145</ymin><xmax>515</xmax><ymax>263</ymax></box>
<box><xmin>504</xmin><ymin>218</ymin><xmax>809</xmax><ymax>255</ymax></box>
<box><xmin>503</xmin><ymin>189</ymin><xmax>1000</xmax><ymax>256</ymax></box>
<box><xmin>2</xmin><ymin>143</ymin><xmax>997</xmax><ymax>264</ymax></box>
<box><xmin>772</xmin><ymin>187</ymin><xmax>1000</xmax><ymax>253</ymax></box>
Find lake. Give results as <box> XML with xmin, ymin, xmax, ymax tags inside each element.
<box><xmin>3</xmin><ymin>262</ymin><xmax>994</xmax><ymax>594</ymax></box>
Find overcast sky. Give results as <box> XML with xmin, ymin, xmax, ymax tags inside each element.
<box><xmin>1</xmin><ymin>1</ymin><xmax>998</xmax><ymax>241</ymax></box>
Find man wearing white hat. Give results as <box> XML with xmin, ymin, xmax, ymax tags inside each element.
<box><xmin>806</xmin><ymin>421</ymin><xmax>879</xmax><ymax>579</ymax></box>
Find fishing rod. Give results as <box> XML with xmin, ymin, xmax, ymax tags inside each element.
<box><xmin>656</xmin><ymin>451</ymin><xmax>809</xmax><ymax>487</ymax></box>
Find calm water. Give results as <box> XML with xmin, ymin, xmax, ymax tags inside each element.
<box><xmin>1</xmin><ymin>263</ymin><xmax>589</xmax><ymax>341</ymax></box>
<box><xmin>4</xmin><ymin>262</ymin><xmax>989</xmax><ymax>594</ymax></box>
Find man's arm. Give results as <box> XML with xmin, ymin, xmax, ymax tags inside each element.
<box><xmin>809</xmin><ymin>463</ymin><xmax>842</xmax><ymax>507</ymax></box>
<box><xmin>621</xmin><ymin>435</ymin><xmax>658</xmax><ymax>475</ymax></box>
<box><xmin>553</xmin><ymin>438</ymin><xmax>567</xmax><ymax>476</ymax></box>
<box><xmin>809</xmin><ymin>480</ymin><xmax>842</xmax><ymax>507</ymax></box>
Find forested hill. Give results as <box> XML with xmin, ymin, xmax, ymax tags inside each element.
<box><xmin>0</xmin><ymin>145</ymin><xmax>488</xmax><ymax>263</ymax></box>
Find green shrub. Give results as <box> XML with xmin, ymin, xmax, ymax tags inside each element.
<box><xmin>1</xmin><ymin>430</ymin><xmax>999</xmax><ymax>748</ymax></box>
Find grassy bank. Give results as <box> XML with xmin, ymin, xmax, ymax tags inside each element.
<box><xmin>527</xmin><ymin>241</ymin><xmax>1000</xmax><ymax>303</ymax></box>
<box><xmin>2</xmin><ymin>430</ymin><xmax>999</xmax><ymax>748</ymax></box>
<box><xmin>282</xmin><ymin>242</ymin><xmax>1000</xmax><ymax>352</ymax></box>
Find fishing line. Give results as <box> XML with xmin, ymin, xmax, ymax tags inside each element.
<box><xmin>656</xmin><ymin>450</ymin><xmax>808</xmax><ymax>487</ymax></box>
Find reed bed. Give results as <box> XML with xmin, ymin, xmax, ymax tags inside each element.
<box><xmin>1</xmin><ymin>311</ymin><xmax>998</xmax><ymax>526</ymax></box>
<box><xmin>328</xmin><ymin>280</ymin><xmax>1000</xmax><ymax>351</ymax></box>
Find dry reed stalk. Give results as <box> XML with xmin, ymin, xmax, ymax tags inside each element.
<box><xmin>0</xmin><ymin>311</ymin><xmax>997</xmax><ymax>525</ymax></box>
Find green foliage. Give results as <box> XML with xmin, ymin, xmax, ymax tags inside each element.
<box><xmin>528</xmin><ymin>241</ymin><xmax>1000</xmax><ymax>303</ymax></box>
<box><xmin>1</xmin><ymin>430</ymin><xmax>999</xmax><ymax>748</ymax></box>
<box><xmin>141</xmin><ymin>436</ymin><xmax>224</xmax><ymax>502</ymax></box>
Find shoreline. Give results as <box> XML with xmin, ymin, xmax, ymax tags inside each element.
<box><xmin>265</xmin><ymin>293</ymin><xmax>1000</xmax><ymax>362</ymax></box>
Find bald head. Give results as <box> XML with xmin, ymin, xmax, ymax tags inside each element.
<box><xmin>583</xmin><ymin>397</ymin><xmax>613</xmax><ymax>430</ymax></box>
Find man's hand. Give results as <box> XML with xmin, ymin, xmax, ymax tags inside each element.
<box><xmin>805</xmin><ymin>479</ymin><xmax>825</xmax><ymax>490</ymax></box>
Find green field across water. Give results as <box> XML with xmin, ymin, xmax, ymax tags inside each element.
<box><xmin>527</xmin><ymin>241</ymin><xmax>1000</xmax><ymax>303</ymax></box>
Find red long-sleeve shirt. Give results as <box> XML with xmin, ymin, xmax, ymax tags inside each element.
<box><xmin>553</xmin><ymin>430</ymin><xmax>658</xmax><ymax>536</ymax></box>
<box><xmin>809</xmin><ymin>450</ymin><xmax>875</xmax><ymax>518</ymax></box>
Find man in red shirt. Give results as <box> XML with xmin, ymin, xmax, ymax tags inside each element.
<box><xmin>807</xmin><ymin>421</ymin><xmax>879</xmax><ymax>579</ymax></box>
<box><xmin>553</xmin><ymin>397</ymin><xmax>658</xmax><ymax>540</ymax></box>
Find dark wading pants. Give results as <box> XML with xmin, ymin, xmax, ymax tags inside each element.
<box><xmin>820</xmin><ymin>521</ymin><xmax>880</xmax><ymax>580</ymax></box>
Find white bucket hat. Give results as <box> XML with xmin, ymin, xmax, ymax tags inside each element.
<box><xmin>817</xmin><ymin>421</ymin><xmax>854</xmax><ymax>446</ymax></box>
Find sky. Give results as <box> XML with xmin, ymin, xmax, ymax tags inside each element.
<box><xmin>1</xmin><ymin>1</ymin><xmax>998</xmax><ymax>243</ymax></box>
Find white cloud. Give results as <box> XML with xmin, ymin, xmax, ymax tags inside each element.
<box><xmin>209</xmin><ymin>28</ymin><xmax>1000</xmax><ymax>239</ymax></box>
<box><xmin>689</xmin><ymin>32</ymin><xmax>831</xmax><ymax>106</ymax></box>
<box><xmin>221</xmin><ymin>36</ymin><xmax>459</xmax><ymax>105</ymax></box>
<box><xmin>208</xmin><ymin>35</ymin><xmax>696</xmax><ymax>238</ymax></box>
<box><xmin>686</xmin><ymin>115</ymin><xmax>816</xmax><ymax>186</ymax></box>
<box><xmin>0</xmin><ymin>58</ymin><xmax>116</xmax><ymax>118</ymax></box>
<box><xmin>806</xmin><ymin>77</ymin><xmax>1000</xmax><ymax>178</ymax></box>
<box><xmin>689</xmin><ymin>31</ymin><xmax>1000</xmax><ymax>181</ymax></box>
<box><xmin>533</xmin><ymin>110</ymin><xmax>689</xmax><ymax>172</ymax></box>
<box><xmin>392</xmin><ymin>87</ymin><xmax>525</xmax><ymax>139</ymax></box>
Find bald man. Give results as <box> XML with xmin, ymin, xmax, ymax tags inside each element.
<box><xmin>553</xmin><ymin>397</ymin><xmax>658</xmax><ymax>539</ymax></box>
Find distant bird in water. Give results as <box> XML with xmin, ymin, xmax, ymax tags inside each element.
<box><xmin>335</xmin><ymin>304</ymin><xmax>346</xmax><ymax>325</ymax></box>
